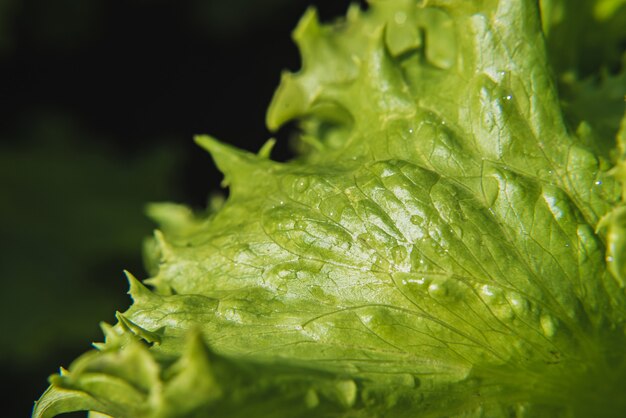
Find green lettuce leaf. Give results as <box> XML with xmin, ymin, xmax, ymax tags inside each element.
<box><xmin>33</xmin><ymin>1</ymin><xmax>626</xmax><ymax>417</ymax></box>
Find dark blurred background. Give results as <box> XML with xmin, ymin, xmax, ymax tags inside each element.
<box><xmin>0</xmin><ymin>0</ymin><xmax>361</xmax><ymax>416</ymax></box>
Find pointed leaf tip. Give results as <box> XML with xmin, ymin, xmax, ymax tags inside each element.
<box><xmin>116</xmin><ymin>312</ymin><xmax>163</xmax><ymax>345</ymax></box>
<box><xmin>32</xmin><ymin>385</ymin><xmax>101</xmax><ymax>418</ymax></box>
<box><xmin>151</xmin><ymin>229</ymin><xmax>176</xmax><ymax>265</ymax></box>
<box><xmin>98</xmin><ymin>322</ymin><xmax>116</xmax><ymax>340</ymax></box>
<box><xmin>161</xmin><ymin>328</ymin><xmax>223</xmax><ymax>413</ymax></box>
<box><xmin>266</xmin><ymin>72</ymin><xmax>309</xmax><ymax>132</ymax></box>
<box><xmin>194</xmin><ymin>134</ymin><xmax>262</xmax><ymax>188</ymax></box>
<box><xmin>124</xmin><ymin>270</ymin><xmax>156</xmax><ymax>303</ymax></box>
<box><xmin>293</xmin><ymin>6</ymin><xmax>320</xmax><ymax>47</ymax></box>
<box><xmin>258</xmin><ymin>138</ymin><xmax>276</xmax><ymax>159</ymax></box>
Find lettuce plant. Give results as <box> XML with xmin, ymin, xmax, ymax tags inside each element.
<box><xmin>33</xmin><ymin>0</ymin><xmax>626</xmax><ymax>417</ymax></box>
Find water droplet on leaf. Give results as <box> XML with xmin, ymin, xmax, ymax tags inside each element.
<box><xmin>295</xmin><ymin>176</ymin><xmax>311</xmax><ymax>192</ymax></box>
<box><xmin>391</xmin><ymin>245</ymin><xmax>408</xmax><ymax>265</ymax></box>
<box><xmin>540</xmin><ymin>314</ymin><xmax>557</xmax><ymax>338</ymax></box>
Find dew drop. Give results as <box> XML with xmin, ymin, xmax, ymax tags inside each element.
<box><xmin>428</xmin><ymin>225</ymin><xmax>441</xmax><ymax>240</ymax></box>
<box><xmin>540</xmin><ymin>314</ymin><xmax>557</xmax><ymax>338</ymax></box>
<box><xmin>371</xmin><ymin>254</ymin><xmax>391</xmax><ymax>272</ymax></box>
<box><xmin>358</xmin><ymin>233</ymin><xmax>374</xmax><ymax>246</ymax></box>
<box><xmin>383</xmin><ymin>392</ymin><xmax>401</xmax><ymax>408</ymax></box>
<box><xmin>218</xmin><ymin>301</ymin><xmax>243</xmax><ymax>323</ymax></box>
<box><xmin>271</xmin><ymin>220</ymin><xmax>289</xmax><ymax>232</ymax></box>
<box><xmin>319</xmin><ymin>196</ymin><xmax>346</xmax><ymax>222</ymax></box>
<box><xmin>334</xmin><ymin>380</ymin><xmax>358</xmax><ymax>408</ymax></box>
<box><xmin>394</xmin><ymin>272</ymin><xmax>427</xmax><ymax>290</ymax></box>
<box><xmin>410</xmin><ymin>215</ymin><xmax>423</xmax><ymax>225</ymax></box>
<box><xmin>508</xmin><ymin>292</ymin><xmax>530</xmax><ymax>316</ymax></box>
<box><xmin>295</xmin><ymin>176</ymin><xmax>311</xmax><ymax>192</ymax></box>
<box><xmin>428</xmin><ymin>280</ymin><xmax>449</xmax><ymax>300</ymax></box>
<box><xmin>391</xmin><ymin>245</ymin><xmax>408</xmax><ymax>265</ymax></box>
<box><xmin>294</xmin><ymin>220</ymin><xmax>307</xmax><ymax>231</ymax></box>
<box><xmin>450</xmin><ymin>224</ymin><xmax>463</xmax><ymax>239</ymax></box>
<box><xmin>305</xmin><ymin>389</ymin><xmax>319</xmax><ymax>409</ymax></box>
<box><xmin>394</xmin><ymin>11</ymin><xmax>407</xmax><ymax>24</ymax></box>
<box><xmin>276</xmin><ymin>268</ymin><xmax>297</xmax><ymax>280</ymax></box>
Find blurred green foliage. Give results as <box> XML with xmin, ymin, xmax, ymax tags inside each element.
<box><xmin>0</xmin><ymin>111</ymin><xmax>183</xmax><ymax>365</ymax></box>
<box><xmin>541</xmin><ymin>0</ymin><xmax>626</xmax><ymax>77</ymax></box>
<box><xmin>540</xmin><ymin>0</ymin><xmax>626</xmax><ymax>159</ymax></box>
